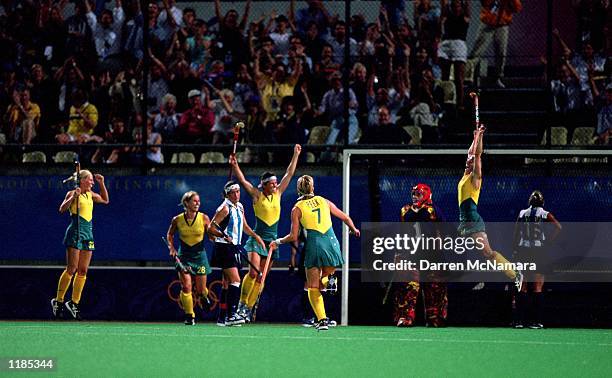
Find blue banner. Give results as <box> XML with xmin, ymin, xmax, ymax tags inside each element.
<box><xmin>1</xmin><ymin>174</ymin><xmax>611</xmax><ymax>261</ymax></box>
<box><xmin>0</xmin><ymin>175</ymin><xmax>343</xmax><ymax>261</ymax></box>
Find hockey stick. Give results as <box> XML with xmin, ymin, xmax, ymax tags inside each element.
<box><xmin>251</xmin><ymin>245</ymin><xmax>275</xmax><ymax>322</ymax></box>
<box><xmin>469</xmin><ymin>92</ymin><xmax>480</xmax><ymax>129</ymax></box>
<box><xmin>382</xmin><ymin>251</ymin><xmax>403</xmax><ymax>305</ymax></box>
<box><xmin>210</xmin><ymin>220</ymin><xmax>262</xmax><ymax>276</ymax></box>
<box><xmin>382</xmin><ymin>261</ymin><xmax>398</xmax><ymax>305</ymax></box>
<box><xmin>228</xmin><ymin>121</ymin><xmax>244</xmax><ymax>180</ymax></box>
<box><xmin>382</xmin><ymin>276</ymin><xmax>396</xmax><ymax>305</ymax></box>
<box><xmin>161</xmin><ymin>236</ymin><xmax>195</xmax><ymax>275</ymax></box>
<box><xmin>61</xmin><ymin>156</ymin><xmax>81</xmax><ymax>244</ymax></box>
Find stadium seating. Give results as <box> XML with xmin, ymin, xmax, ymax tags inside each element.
<box><xmin>307</xmin><ymin>126</ymin><xmax>331</xmax><ymax>145</ymax></box>
<box><xmin>404</xmin><ymin>125</ymin><xmax>423</xmax><ymax>145</ymax></box>
<box><xmin>22</xmin><ymin>151</ymin><xmax>46</xmax><ymax>163</ymax></box>
<box><xmin>438</xmin><ymin>80</ymin><xmax>457</xmax><ymax>105</ymax></box>
<box><xmin>236</xmin><ymin>151</ymin><xmax>246</xmax><ymax>163</ymax></box>
<box><xmin>52</xmin><ymin>151</ymin><xmax>78</xmax><ymax>163</ymax></box>
<box><xmin>570</xmin><ymin>127</ymin><xmax>596</xmax><ymax>146</ymax></box>
<box><xmin>170</xmin><ymin>152</ymin><xmax>196</xmax><ymax>164</ymax></box>
<box><xmin>540</xmin><ymin>127</ymin><xmax>568</xmax><ymax>146</ymax></box>
<box><xmin>200</xmin><ymin>152</ymin><xmax>225</xmax><ymax>164</ymax></box>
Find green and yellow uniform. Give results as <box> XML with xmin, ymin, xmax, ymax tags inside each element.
<box><xmin>457</xmin><ymin>173</ymin><xmax>485</xmax><ymax>236</ymax></box>
<box><xmin>244</xmin><ymin>192</ymin><xmax>281</xmax><ymax>259</ymax></box>
<box><xmin>296</xmin><ymin>195</ymin><xmax>343</xmax><ymax>268</ymax></box>
<box><xmin>175</xmin><ymin>212</ymin><xmax>211</xmax><ymax>275</ymax></box>
<box><xmin>63</xmin><ymin>191</ymin><xmax>95</xmax><ymax>250</ymax></box>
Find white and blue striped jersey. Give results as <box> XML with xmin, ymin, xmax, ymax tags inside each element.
<box><xmin>517</xmin><ymin>206</ymin><xmax>550</xmax><ymax>248</ymax></box>
<box><xmin>215</xmin><ymin>199</ymin><xmax>245</xmax><ymax>245</ymax></box>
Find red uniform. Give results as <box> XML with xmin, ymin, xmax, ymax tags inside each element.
<box><xmin>393</xmin><ymin>184</ymin><xmax>448</xmax><ymax>327</ymax></box>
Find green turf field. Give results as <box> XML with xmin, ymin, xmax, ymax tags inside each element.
<box><xmin>1</xmin><ymin>322</ymin><xmax>611</xmax><ymax>377</ymax></box>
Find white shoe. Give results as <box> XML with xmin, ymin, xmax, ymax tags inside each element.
<box><xmin>472</xmin><ymin>282</ymin><xmax>485</xmax><ymax>291</ymax></box>
<box><xmin>514</xmin><ymin>271</ymin><xmax>524</xmax><ymax>292</ymax></box>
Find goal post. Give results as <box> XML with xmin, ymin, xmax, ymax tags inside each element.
<box><xmin>340</xmin><ymin>148</ymin><xmax>612</xmax><ymax>326</ymax></box>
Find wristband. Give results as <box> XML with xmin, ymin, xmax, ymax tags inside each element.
<box><xmin>273</xmin><ymin>238</ymin><xmax>283</xmax><ymax>245</ymax></box>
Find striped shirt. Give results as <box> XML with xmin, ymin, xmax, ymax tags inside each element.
<box><xmin>517</xmin><ymin>206</ymin><xmax>549</xmax><ymax>248</ymax></box>
<box><xmin>214</xmin><ymin>199</ymin><xmax>244</xmax><ymax>245</ymax></box>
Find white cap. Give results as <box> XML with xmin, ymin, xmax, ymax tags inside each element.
<box><xmin>188</xmin><ymin>89</ymin><xmax>201</xmax><ymax>98</ymax></box>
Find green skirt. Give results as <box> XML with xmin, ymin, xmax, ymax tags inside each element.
<box><xmin>303</xmin><ymin>228</ymin><xmax>343</xmax><ymax>269</ymax></box>
<box><xmin>244</xmin><ymin>237</ymin><xmax>279</xmax><ymax>260</ymax></box>
<box><xmin>177</xmin><ymin>250</ymin><xmax>211</xmax><ymax>276</ymax></box>
<box><xmin>63</xmin><ymin>216</ymin><xmax>95</xmax><ymax>251</ymax></box>
<box><xmin>458</xmin><ymin>199</ymin><xmax>486</xmax><ymax>236</ymax></box>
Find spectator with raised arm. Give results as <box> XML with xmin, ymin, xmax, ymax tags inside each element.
<box><xmin>40</xmin><ymin>3</ymin><xmax>68</xmax><ymax>69</ymax></box>
<box><xmin>147</xmin><ymin>1</ymin><xmax>178</xmax><ymax>61</ymax></box>
<box><xmin>211</xmin><ymin>89</ymin><xmax>244</xmax><ymax>144</ymax></box>
<box><xmin>595</xmin><ymin>84</ymin><xmax>612</xmax><ymax>145</ymax></box>
<box><xmin>327</xmin><ymin>20</ymin><xmax>358</xmax><ymax>65</ymax></box>
<box><xmin>146</xmin><ymin>51</ymin><xmax>170</xmax><ymax>113</ymax></box>
<box><xmin>213</xmin><ymin>0</ymin><xmax>251</xmax><ymax>72</ymax></box>
<box><xmin>570</xmin><ymin>41</ymin><xmax>607</xmax><ymax>109</ymax></box>
<box><xmin>85</xmin><ymin>0</ymin><xmax>124</xmax><ymax>74</ymax></box>
<box><xmin>317</xmin><ymin>72</ymin><xmax>359</xmax><ymax>145</ymax></box>
<box><xmin>550</xmin><ymin>59</ymin><xmax>582</xmax><ymax>131</ymax></box>
<box><xmin>154</xmin><ymin>93</ymin><xmax>180</xmax><ymax>143</ymax></box>
<box><xmin>65</xmin><ymin>0</ymin><xmax>95</xmax><ymax>67</ymax></box>
<box><xmin>177</xmin><ymin>89</ymin><xmax>215</xmax><ymax>144</ymax></box>
<box><xmin>255</xmin><ymin>51</ymin><xmax>302</xmax><ymax>123</ymax></box>
<box><xmin>267</xmin><ymin>12</ymin><xmax>294</xmax><ymax>57</ymax></box>
<box><xmin>3</xmin><ymin>88</ymin><xmax>40</xmax><ymax>144</ymax></box>
<box><xmin>414</xmin><ymin>0</ymin><xmax>441</xmax><ymax>53</ymax></box>
<box><xmin>158</xmin><ymin>0</ymin><xmax>183</xmax><ymax>28</ymax></box>
<box><xmin>293</xmin><ymin>0</ymin><xmax>331</xmax><ymax>38</ymax></box>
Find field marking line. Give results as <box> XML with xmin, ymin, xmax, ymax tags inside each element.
<box><xmin>3</xmin><ymin>328</ymin><xmax>612</xmax><ymax>347</ymax></box>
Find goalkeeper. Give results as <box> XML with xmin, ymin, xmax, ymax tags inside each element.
<box><xmin>394</xmin><ymin>183</ymin><xmax>448</xmax><ymax>327</ymax></box>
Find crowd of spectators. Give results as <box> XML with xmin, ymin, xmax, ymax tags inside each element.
<box><xmin>0</xmin><ymin>0</ymin><xmax>609</xmax><ymax>164</ymax></box>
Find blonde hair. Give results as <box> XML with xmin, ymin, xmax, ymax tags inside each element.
<box><xmin>352</xmin><ymin>62</ymin><xmax>366</xmax><ymax>76</ymax></box>
<box><xmin>219</xmin><ymin>89</ymin><xmax>234</xmax><ymax>102</ymax></box>
<box><xmin>297</xmin><ymin>175</ymin><xmax>314</xmax><ymax>197</ymax></box>
<box><xmin>79</xmin><ymin>170</ymin><xmax>93</xmax><ymax>181</ymax></box>
<box><xmin>181</xmin><ymin>191</ymin><xmax>199</xmax><ymax>209</ymax></box>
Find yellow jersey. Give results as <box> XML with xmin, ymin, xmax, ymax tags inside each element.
<box><xmin>295</xmin><ymin>195</ymin><xmax>333</xmax><ymax>234</ymax></box>
<box><xmin>69</xmin><ymin>191</ymin><xmax>94</xmax><ymax>222</ymax></box>
<box><xmin>176</xmin><ymin>212</ymin><xmax>206</xmax><ymax>247</ymax></box>
<box><xmin>252</xmin><ymin>192</ymin><xmax>281</xmax><ymax>239</ymax></box>
<box><xmin>458</xmin><ymin>174</ymin><xmax>481</xmax><ymax>206</ymax></box>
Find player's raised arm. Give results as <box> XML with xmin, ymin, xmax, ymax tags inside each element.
<box><xmin>278</xmin><ymin>144</ymin><xmax>302</xmax><ymax>195</ymax></box>
<box><xmin>229</xmin><ymin>154</ymin><xmax>259</xmax><ymax>200</ymax></box>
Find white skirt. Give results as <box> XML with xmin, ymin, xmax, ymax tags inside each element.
<box><xmin>438</xmin><ymin>39</ymin><xmax>467</xmax><ymax>62</ymax></box>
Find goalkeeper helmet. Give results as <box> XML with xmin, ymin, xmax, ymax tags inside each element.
<box><xmin>412</xmin><ymin>183</ymin><xmax>432</xmax><ymax>207</ymax></box>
